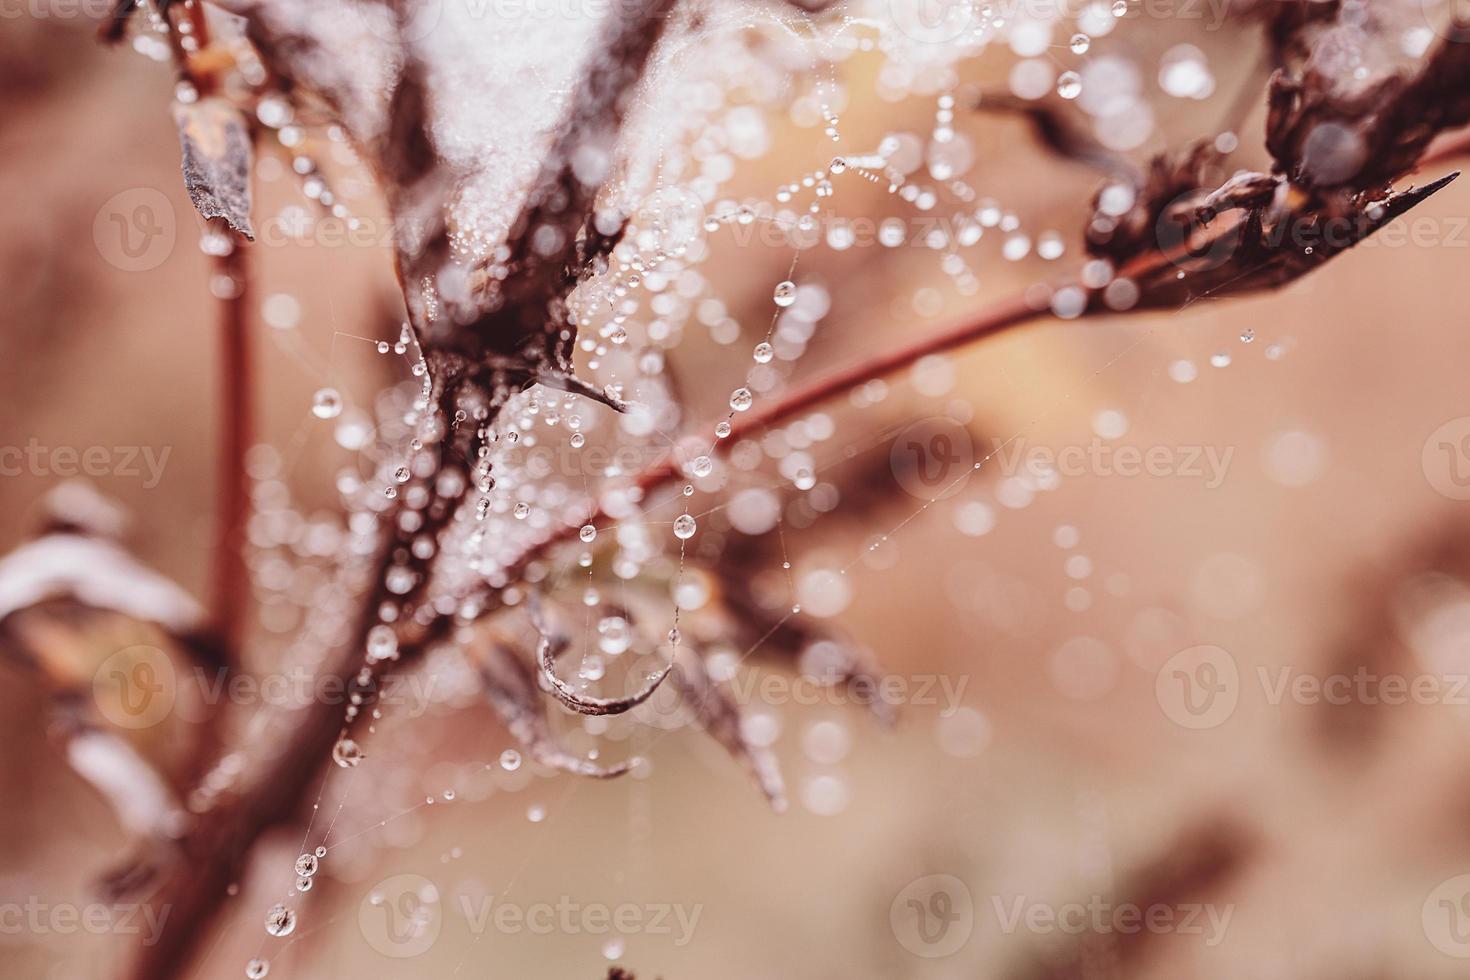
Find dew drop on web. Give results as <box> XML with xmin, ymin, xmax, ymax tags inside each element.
<box><xmin>311</xmin><ymin>388</ymin><xmax>341</xmax><ymax>420</ymax></box>
<box><xmin>264</xmin><ymin>904</ymin><xmax>296</xmax><ymax>938</ymax></box>
<box><xmin>331</xmin><ymin>737</ymin><xmax>363</xmax><ymax>768</ymax></box>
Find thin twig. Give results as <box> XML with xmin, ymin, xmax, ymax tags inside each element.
<box><xmin>499</xmin><ymin>288</ymin><xmax>1047</xmax><ymax>583</ymax></box>
<box><xmin>211</xmin><ymin>233</ymin><xmax>250</xmax><ymax>666</ymax></box>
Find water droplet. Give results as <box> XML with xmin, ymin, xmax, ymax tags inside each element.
<box><xmin>1111</xmin><ymin>0</ymin><xmax>1127</xmax><ymax>15</ymax></box>
<box><xmin>753</xmin><ymin>342</ymin><xmax>774</xmax><ymax>364</ymax></box>
<box><xmin>527</xmin><ymin>804</ymin><xmax>546</xmax><ymax>823</ymax></box>
<box><xmin>773</xmin><ymin>280</ymin><xmax>796</xmax><ymax>307</ymax></box>
<box><xmin>1210</xmin><ymin>352</ymin><xmax>1232</xmax><ymax>368</ymax></box>
<box><xmin>580</xmin><ymin>524</ymin><xmax>597</xmax><ymax>543</ymax></box>
<box><xmin>314</xmin><ymin>846</ymin><xmax>326</xmax><ymax>858</ymax></box>
<box><xmin>366</xmin><ymin>624</ymin><xmax>397</xmax><ymax>663</ymax></box>
<box><xmin>673</xmin><ymin>514</ymin><xmax>697</xmax><ymax>539</ymax></box>
<box><xmin>602</xmin><ymin>937</ymin><xmax>626</xmax><ymax>960</ymax></box>
<box><xmin>829</xmin><ymin>157</ymin><xmax>847</xmax><ymax>175</ymax></box>
<box><xmin>295</xmin><ymin>876</ymin><xmax>313</xmax><ymax>892</ymax></box>
<box><xmin>1057</xmin><ymin>71</ymin><xmax>1082</xmax><ymax>100</ymax></box>
<box><xmin>394</xmin><ymin>466</ymin><xmax>410</xmax><ymax>483</ymax></box>
<box><xmin>729</xmin><ymin>388</ymin><xmax>753</xmax><ymax>412</ymax></box>
<box><xmin>1240</xmin><ymin>328</ymin><xmax>1255</xmax><ymax>343</ymax></box>
<box><xmin>570</xmin><ymin>432</ymin><xmax>585</xmax><ymax>448</ymax></box>
<box><xmin>513</xmin><ymin>502</ymin><xmax>530</xmax><ymax>520</ymax></box>
<box><xmin>500</xmin><ymin>749</ymin><xmax>522</xmax><ymax>771</ymax></box>
<box><xmin>264</xmin><ymin>904</ymin><xmax>296</xmax><ymax>938</ymax></box>
<box><xmin>245</xmin><ymin>959</ymin><xmax>270</xmax><ymax>979</ymax></box>
<box><xmin>311</xmin><ymin>388</ymin><xmax>342</xmax><ymax>420</ymax></box>
<box><xmin>294</xmin><ymin>853</ymin><xmax>319</xmax><ymax>877</ymax></box>
<box><xmin>376</xmin><ymin>341</ymin><xmax>390</xmax><ymax>354</ymax></box>
<box><xmin>691</xmin><ymin>455</ymin><xmax>713</xmax><ymax>478</ymax></box>
<box><xmin>331</xmin><ymin>738</ymin><xmax>363</xmax><ymax>768</ymax></box>
<box><xmin>715</xmin><ymin>421</ymin><xmax>732</xmax><ymax>439</ymax></box>
<box><xmin>1070</xmin><ymin>32</ymin><xmax>1090</xmax><ymax>54</ymax></box>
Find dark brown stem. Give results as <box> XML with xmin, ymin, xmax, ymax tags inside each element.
<box><xmin>123</xmin><ymin>5</ymin><xmax>682</xmax><ymax>977</ymax></box>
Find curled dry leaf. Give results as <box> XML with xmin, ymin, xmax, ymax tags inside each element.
<box><xmin>479</xmin><ymin>641</ymin><xmax>637</xmax><ymax>778</ymax></box>
<box><xmin>172</xmin><ymin>97</ymin><xmax>255</xmax><ymax>240</ymax></box>
<box><xmin>533</xmin><ymin>610</ymin><xmax>674</xmax><ymax>718</ymax></box>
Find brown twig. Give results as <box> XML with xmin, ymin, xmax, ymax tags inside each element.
<box><xmin>497</xmin><ymin>290</ymin><xmax>1043</xmax><ymax>585</ymax></box>
<box><xmin>211</xmin><ymin>233</ymin><xmax>250</xmax><ymax>666</ymax></box>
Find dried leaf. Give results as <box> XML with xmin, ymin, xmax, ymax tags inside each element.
<box><xmin>480</xmin><ymin>642</ymin><xmax>637</xmax><ymax>778</ymax></box>
<box><xmin>671</xmin><ymin>651</ymin><xmax>787</xmax><ymax>811</ymax></box>
<box><xmin>172</xmin><ymin>97</ymin><xmax>255</xmax><ymax>240</ymax></box>
<box><xmin>536</xmin><ymin>626</ymin><xmax>673</xmax><ymax>717</ymax></box>
<box><xmin>531</xmin><ymin>597</ymin><xmax>673</xmax><ymax>717</ymax></box>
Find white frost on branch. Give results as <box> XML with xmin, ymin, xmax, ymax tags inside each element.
<box><xmin>0</xmin><ymin>534</ymin><xmax>205</xmax><ymax>631</ymax></box>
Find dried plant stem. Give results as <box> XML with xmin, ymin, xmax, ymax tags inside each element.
<box><xmin>211</xmin><ymin>236</ymin><xmax>251</xmax><ymax>665</ymax></box>
<box><xmin>502</xmin><ymin>287</ymin><xmax>1046</xmax><ymax>581</ymax></box>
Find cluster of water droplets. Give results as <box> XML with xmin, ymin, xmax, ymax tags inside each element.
<box><xmin>147</xmin><ymin>3</ymin><xmax>1273</xmax><ymax>972</ymax></box>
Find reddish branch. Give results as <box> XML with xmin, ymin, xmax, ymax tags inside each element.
<box><xmin>211</xmin><ymin>237</ymin><xmax>251</xmax><ymax>665</ymax></box>
<box><xmin>498</xmin><ymin>288</ymin><xmax>1045</xmax><ymax>585</ymax></box>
